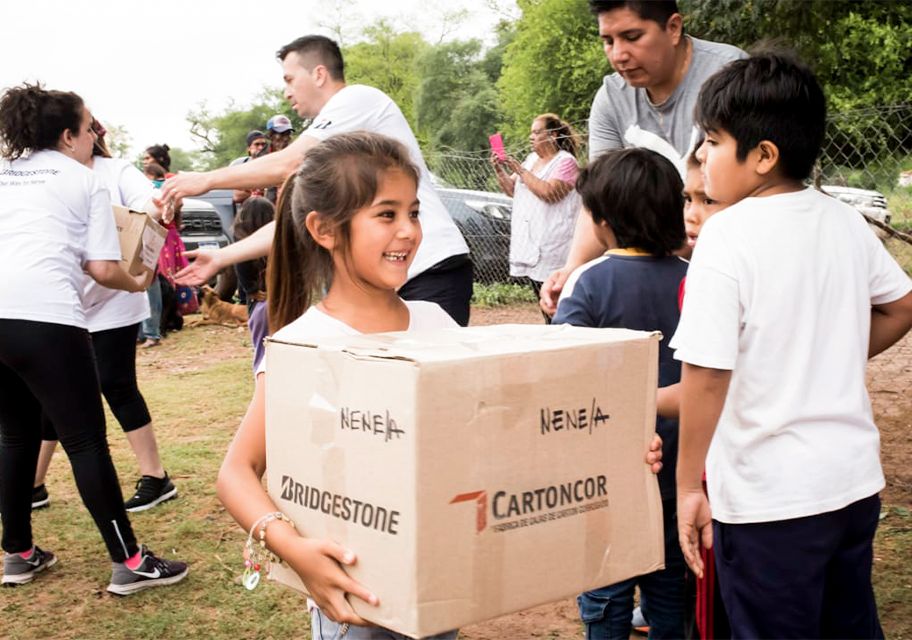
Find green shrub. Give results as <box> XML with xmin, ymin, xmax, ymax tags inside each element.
<box><xmin>472</xmin><ymin>282</ymin><xmax>536</xmax><ymax>307</ymax></box>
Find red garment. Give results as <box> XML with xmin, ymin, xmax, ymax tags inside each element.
<box><xmin>157</xmin><ymin>221</ymin><xmax>188</xmax><ymax>284</ymax></box>
<box><xmin>682</xmin><ymin>274</ymin><xmax>727</xmax><ymax>640</ymax></box>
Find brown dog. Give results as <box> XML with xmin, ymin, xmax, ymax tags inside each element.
<box><xmin>199</xmin><ymin>285</ymin><xmax>249</xmax><ymax>326</ymax></box>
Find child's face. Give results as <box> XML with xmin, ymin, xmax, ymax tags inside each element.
<box><xmin>342</xmin><ymin>168</ymin><xmax>422</xmax><ymax>292</ymax></box>
<box><xmin>696</xmin><ymin>129</ymin><xmax>762</xmax><ymax>205</ymax></box>
<box><xmin>683</xmin><ymin>166</ymin><xmax>726</xmax><ymax>249</ymax></box>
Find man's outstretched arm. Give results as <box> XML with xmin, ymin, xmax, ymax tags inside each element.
<box><xmin>174</xmin><ymin>221</ymin><xmax>277</xmax><ymax>286</ymax></box>
<box><xmin>161</xmin><ymin>134</ymin><xmax>319</xmax><ymax>201</ymax></box>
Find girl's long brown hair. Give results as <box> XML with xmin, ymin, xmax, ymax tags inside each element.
<box><xmin>266</xmin><ymin>131</ymin><xmax>419</xmax><ymax>333</ymax></box>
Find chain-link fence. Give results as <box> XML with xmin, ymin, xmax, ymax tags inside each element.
<box><xmin>426</xmin><ymin>105</ymin><xmax>912</xmax><ymax>285</ymax></box>
<box><xmin>426</xmin><ymin>106</ymin><xmax>912</xmax><ymax>466</ymax></box>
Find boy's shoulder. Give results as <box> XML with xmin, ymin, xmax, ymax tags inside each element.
<box><xmin>560</xmin><ymin>255</ymin><xmax>612</xmax><ymax>302</ymax></box>
<box><xmin>561</xmin><ymin>254</ymin><xmax>688</xmax><ymax>303</ymax></box>
<box><xmin>708</xmin><ymin>188</ymin><xmax>861</xmax><ymax>232</ymax></box>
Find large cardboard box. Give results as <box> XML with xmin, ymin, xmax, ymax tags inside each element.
<box><xmin>113</xmin><ymin>205</ymin><xmax>167</xmax><ymax>276</ymax></box>
<box><xmin>265</xmin><ymin>324</ymin><xmax>664</xmax><ymax>638</ymax></box>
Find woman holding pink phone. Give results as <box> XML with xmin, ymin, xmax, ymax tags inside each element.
<box><xmin>491</xmin><ymin>114</ymin><xmax>581</xmax><ymax>316</ymax></box>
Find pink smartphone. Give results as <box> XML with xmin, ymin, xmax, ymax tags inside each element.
<box><xmin>488</xmin><ymin>133</ymin><xmax>506</xmax><ymax>161</ymax></box>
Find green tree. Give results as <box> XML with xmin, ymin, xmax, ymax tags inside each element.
<box><xmin>168</xmin><ymin>147</ymin><xmax>206</xmax><ymax>172</ymax></box>
<box><xmin>133</xmin><ymin>146</ymin><xmax>205</xmax><ymax>172</ymax></box>
<box><xmin>186</xmin><ymin>88</ymin><xmax>306</xmax><ymax>170</ymax></box>
<box><xmin>681</xmin><ymin>0</ymin><xmax>912</xmax><ymax>110</ymax></box>
<box><xmin>497</xmin><ymin>0</ymin><xmax>606</xmax><ymax>145</ymax></box>
<box><xmin>343</xmin><ymin>20</ymin><xmax>429</xmax><ymax>126</ymax></box>
<box><xmin>681</xmin><ymin>0</ymin><xmax>912</xmax><ymax>171</ymax></box>
<box><xmin>415</xmin><ymin>39</ymin><xmax>500</xmax><ymax>152</ymax></box>
<box><xmin>103</xmin><ymin>123</ymin><xmax>132</xmax><ymax>159</ymax></box>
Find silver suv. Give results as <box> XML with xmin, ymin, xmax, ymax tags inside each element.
<box><xmin>179</xmin><ymin>197</ymin><xmax>231</xmax><ymax>252</ymax></box>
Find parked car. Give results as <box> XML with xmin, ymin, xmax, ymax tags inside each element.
<box><xmin>193</xmin><ymin>189</ymin><xmax>236</xmax><ymax>240</ymax></box>
<box><xmin>179</xmin><ymin>197</ymin><xmax>232</xmax><ymax>253</ymax></box>
<box><xmin>821</xmin><ymin>185</ymin><xmax>891</xmax><ymax>225</ymax></box>
<box><xmin>436</xmin><ymin>187</ymin><xmax>513</xmax><ymax>283</ymax></box>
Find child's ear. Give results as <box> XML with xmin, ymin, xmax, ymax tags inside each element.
<box><xmin>304</xmin><ymin>210</ymin><xmax>335</xmax><ymax>251</ymax></box>
<box><xmin>754</xmin><ymin>140</ymin><xmax>781</xmax><ymax>176</ymax></box>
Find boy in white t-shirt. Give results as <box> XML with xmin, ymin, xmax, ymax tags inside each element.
<box><xmin>670</xmin><ymin>52</ymin><xmax>912</xmax><ymax>638</ymax></box>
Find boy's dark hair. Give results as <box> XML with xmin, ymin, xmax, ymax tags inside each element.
<box><xmin>577</xmin><ymin>148</ymin><xmax>685</xmax><ymax>257</ymax></box>
<box><xmin>587</xmin><ymin>1</ymin><xmax>679</xmax><ymax>25</ymax></box>
<box><xmin>233</xmin><ymin>196</ymin><xmax>275</xmax><ymax>240</ymax></box>
<box><xmin>695</xmin><ymin>51</ymin><xmax>826</xmax><ymax>181</ymax></box>
<box><xmin>143</xmin><ymin>162</ymin><xmax>167</xmax><ymax>181</ymax></box>
<box><xmin>686</xmin><ymin>135</ymin><xmax>705</xmax><ymax>170</ymax></box>
<box><xmin>277</xmin><ymin>35</ymin><xmax>345</xmax><ymax>82</ymax></box>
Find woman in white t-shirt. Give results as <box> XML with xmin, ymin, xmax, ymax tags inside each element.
<box><xmin>32</xmin><ymin>123</ymin><xmax>177</xmax><ymax>515</ymax></box>
<box><xmin>0</xmin><ymin>84</ymin><xmax>187</xmax><ymax>593</ymax></box>
<box><xmin>216</xmin><ymin>132</ymin><xmax>458</xmax><ymax>639</ymax></box>
<box><xmin>492</xmin><ymin>113</ymin><xmax>581</xmax><ymax>311</ymax></box>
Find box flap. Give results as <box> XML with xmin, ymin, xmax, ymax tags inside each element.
<box><xmin>267</xmin><ymin>324</ymin><xmax>661</xmax><ymax>364</ymax></box>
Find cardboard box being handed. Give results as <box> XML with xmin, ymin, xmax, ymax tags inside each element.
<box><xmin>265</xmin><ymin>324</ymin><xmax>665</xmax><ymax>639</ymax></box>
<box><xmin>113</xmin><ymin>205</ymin><xmax>167</xmax><ymax>277</ymax></box>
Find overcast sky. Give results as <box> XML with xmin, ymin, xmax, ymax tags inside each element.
<box><xmin>1</xmin><ymin>0</ymin><xmax>517</xmax><ymax>158</ymax></box>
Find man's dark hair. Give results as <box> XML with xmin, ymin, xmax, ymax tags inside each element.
<box><xmin>277</xmin><ymin>35</ymin><xmax>345</xmax><ymax>82</ymax></box>
<box><xmin>0</xmin><ymin>83</ymin><xmax>84</xmax><ymax>161</ymax></box>
<box><xmin>577</xmin><ymin>148</ymin><xmax>685</xmax><ymax>257</ymax></box>
<box><xmin>588</xmin><ymin>1</ymin><xmax>679</xmax><ymax>25</ymax></box>
<box><xmin>695</xmin><ymin>51</ymin><xmax>826</xmax><ymax>181</ymax></box>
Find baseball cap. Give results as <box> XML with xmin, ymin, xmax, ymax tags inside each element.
<box><xmin>266</xmin><ymin>114</ymin><xmax>294</xmax><ymax>134</ymax></box>
<box><xmin>246</xmin><ymin>130</ymin><xmax>267</xmax><ymax>146</ymax></box>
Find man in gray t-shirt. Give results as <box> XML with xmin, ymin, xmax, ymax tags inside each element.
<box><xmin>541</xmin><ymin>0</ymin><xmax>745</xmax><ymax>314</ymax></box>
<box><xmin>589</xmin><ymin>36</ymin><xmax>745</xmax><ymax>161</ymax></box>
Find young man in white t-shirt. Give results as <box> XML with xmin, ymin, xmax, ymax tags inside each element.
<box><xmin>161</xmin><ymin>35</ymin><xmax>472</xmax><ymax>326</ymax></box>
<box><xmin>670</xmin><ymin>52</ymin><xmax>912</xmax><ymax>638</ymax></box>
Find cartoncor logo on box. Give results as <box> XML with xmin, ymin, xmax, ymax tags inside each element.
<box><xmin>279</xmin><ymin>475</ymin><xmax>401</xmax><ymax>535</ymax></box>
<box><xmin>450</xmin><ymin>475</ymin><xmax>609</xmax><ymax>534</ymax></box>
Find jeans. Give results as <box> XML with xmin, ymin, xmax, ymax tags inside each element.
<box><xmin>578</xmin><ymin>498</ymin><xmax>686</xmax><ymax>640</ymax></box>
<box><xmin>309</xmin><ymin>606</ymin><xmax>458</xmax><ymax>640</ymax></box>
<box><xmin>140</xmin><ymin>275</ymin><xmax>162</xmax><ymax>340</ymax></box>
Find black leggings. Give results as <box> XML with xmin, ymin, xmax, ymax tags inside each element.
<box><xmin>41</xmin><ymin>323</ymin><xmax>151</xmax><ymax>440</ymax></box>
<box><xmin>0</xmin><ymin>319</ymin><xmax>138</xmax><ymax>561</ymax></box>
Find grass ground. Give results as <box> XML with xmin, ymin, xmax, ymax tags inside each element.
<box><xmin>2</xmin><ymin>306</ymin><xmax>910</xmax><ymax>639</ymax></box>
<box><xmin>886</xmin><ymin>188</ymin><xmax>912</xmax><ymax>274</ymax></box>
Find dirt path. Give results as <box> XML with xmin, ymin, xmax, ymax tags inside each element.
<box><xmin>464</xmin><ymin>304</ymin><xmax>912</xmax><ymax>638</ymax></box>
<box><xmin>146</xmin><ymin>304</ymin><xmax>910</xmax><ymax>639</ymax></box>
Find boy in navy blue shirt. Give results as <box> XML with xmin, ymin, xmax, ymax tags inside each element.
<box><xmin>555</xmin><ymin>147</ymin><xmax>689</xmax><ymax>639</ymax></box>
